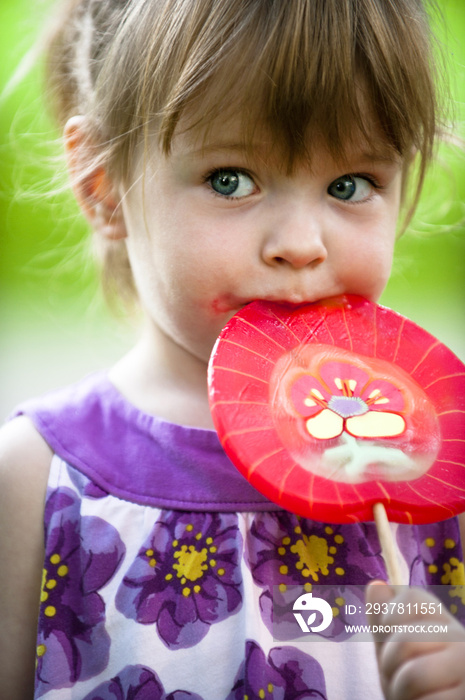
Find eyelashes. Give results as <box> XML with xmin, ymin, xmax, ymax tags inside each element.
<box><xmin>327</xmin><ymin>173</ymin><xmax>382</xmax><ymax>203</ymax></box>
<box><xmin>205</xmin><ymin>168</ymin><xmax>257</xmax><ymax>199</ymax></box>
<box><xmin>204</xmin><ymin>168</ymin><xmax>384</xmax><ymax>203</ymax></box>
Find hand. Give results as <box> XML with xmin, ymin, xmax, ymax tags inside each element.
<box><xmin>366</xmin><ymin>581</ymin><xmax>465</xmax><ymax>700</ymax></box>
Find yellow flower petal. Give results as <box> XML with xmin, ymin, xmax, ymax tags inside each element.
<box><xmin>305</xmin><ymin>409</ymin><xmax>343</xmax><ymax>440</ymax></box>
<box><xmin>346</xmin><ymin>411</ymin><xmax>405</xmax><ymax>438</ymax></box>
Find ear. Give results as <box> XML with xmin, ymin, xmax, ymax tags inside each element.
<box><xmin>64</xmin><ymin>116</ymin><xmax>127</xmax><ymax>240</ymax></box>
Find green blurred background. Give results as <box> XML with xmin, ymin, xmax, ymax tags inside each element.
<box><xmin>1</xmin><ymin>0</ymin><xmax>464</xmax><ymax>418</ymax></box>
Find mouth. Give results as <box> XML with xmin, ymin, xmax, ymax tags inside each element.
<box><xmin>211</xmin><ymin>295</ymin><xmax>332</xmax><ymax>316</ymax></box>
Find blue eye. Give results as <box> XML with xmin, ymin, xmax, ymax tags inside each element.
<box><xmin>209</xmin><ymin>169</ymin><xmax>256</xmax><ymax>198</ymax></box>
<box><xmin>328</xmin><ymin>175</ymin><xmax>372</xmax><ymax>202</ymax></box>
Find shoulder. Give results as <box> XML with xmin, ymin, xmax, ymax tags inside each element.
<box><xmin>0</xmin><ymin>415</ymin><xmax>53</xmax><ymax>505</ymax></box>
<box><xmin>0</xmin><ymin>413</ymin><xmax>53</xmax><ymax>468</ymax></box>
<box><xmin>0</xmin><ymin>417</ymin><xmax>52</xmax><ymax>698</ymax></box>
<box><xmin>0</xmin><ymin>415</ymin><xmax>52</xmax><ymax>569</ymax></box>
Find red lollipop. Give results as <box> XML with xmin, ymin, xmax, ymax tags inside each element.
<box><xmin>208</xmin><ymin>296</ymin><xmax>465</xmax><ymax>534</ymax></box>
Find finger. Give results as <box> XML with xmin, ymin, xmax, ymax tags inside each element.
<box><xmin>366</xmin><ymin>582</ymin><xmax>457</xmax><ymax>631</ymax></box>
<box><xmin>408</xmin><ymin>688</ymin><xmax>465</xmax><ymax>700</ymax></box>
<box><xmin>380</xmin><ymin>639</ymin><xmax>446</xmax><ymax>681</ymax></box>
<box><xmin>366</xmin><ymin>580</ymin><xmax>399</xmax><ymax>644</ymax></box>
<box><xmin>365</xmin><ymin>579</ymin><xmax>393</xmax><ymax>607</ymax></box>
<box><xmin>384</xmin><ymin>643</ymin><xmax>465</xmax><ymax>700</ymax></box>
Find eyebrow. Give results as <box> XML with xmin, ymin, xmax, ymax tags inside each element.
<box><xmin>182</xmin><ymin>142</ymin><xmax>265</xmax><ymax>157</ymax></box>
<box><xmin>179</xmin><ymin>139</ymin><xmax>402</xmax><ymax>167</ymax></box>
<box><xmin>358</xmin><ymin>150</ymin><xmax>402</xmax><ymax>164</ymax></box>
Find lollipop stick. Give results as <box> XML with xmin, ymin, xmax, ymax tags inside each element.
<box><xmin>373</xmin><ymin>502</ymin><xmax>403</xmax><ymax>585</ymax></box>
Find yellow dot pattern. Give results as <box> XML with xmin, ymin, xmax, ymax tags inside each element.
<box><xmin>274</xmin><ymin>518</ymin><xmax>347</xmax><ymax>588</ymax></box>
<box><xmin>39</xmin><ymin>552</ymin><xmax>70</xmax><ymax>625</ymax></box>
<box><xmin>449</xmin><ymin>585</ymin><xmax>465</xmax><ymax>606</ymax></box>
<box><xmin>144</xmin><ymin>523</ymin><xmax>228</xmax><ymax>598</ymax></box>
<box><xmin>245</xmin><ymin>682</ymin><xmax>274</xmax><ymax>699</ymax></box>
<box><xmin>441</xmin><ymin>558</ymin><xmax>465</xmax><ymax>586</ymax></box>
<box><xmin>423</xmin><ymin>538</ymin><xmax>465</xmax><ymax>590</ymax></box>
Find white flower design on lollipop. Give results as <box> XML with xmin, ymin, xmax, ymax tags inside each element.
<box><xmin>291</xmin><ymin>361</ymin><xmax>406</xmax><ymax>440</ymax></box>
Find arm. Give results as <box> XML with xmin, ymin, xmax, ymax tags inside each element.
<box><xmin>0</xmin><ymin>417</ymin><xmax>52</xmax><ymax>699</ymax></box>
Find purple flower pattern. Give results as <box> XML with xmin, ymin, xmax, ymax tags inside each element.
<box><xmin>247</xmin><ymin>512</ymin><xmax>386</xmax><ymax>638</ymax></box>
<box><xmin>115</xmin><ymin>511</ymin><xmax>243</xmax><ymax>649</ymax></box>
<box><xmin>396</xmin><ymin>520</ymin><xmax>464</xmax><ymax>586</ymax></box>
<box><xmin>82</xmin><ymin>664</ymin><xmax>204</xmax><ymax>700</ymax></box>
<box><xmin>36</xmin><ymin>487</ymin><xmax>126</xmax><ymax>696</ymax></box>
<box><xmin>396</xmin><ymin>520</ymin><xmax>465</xmax><ymax>624</ymax></box>
<box><xmin>34</xmin><ymin>477</ymin><xmax>465</xmax><ymax>696</ymax></box>
<box><xmin>227</xmin><ymin>640</ymin><xmax>327</xmax><ymax>700</ymax></box>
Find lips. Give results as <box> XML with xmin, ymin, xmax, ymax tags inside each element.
<box><xmin>211</xmin><ymin>294</ymin><xmax>328</xmax><ymax>315</ymax></box>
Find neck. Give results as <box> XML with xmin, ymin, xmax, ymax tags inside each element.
<box><xmin>109</xmin><ymin>319</ymin><xmax>215</xmax><ymax>429</ymax></box>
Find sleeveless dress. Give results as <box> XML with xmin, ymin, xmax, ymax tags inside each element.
<box><xmin>12</xmin><ymin>371</ymin><xmax>465</xmax><ymax>700</ymax></box>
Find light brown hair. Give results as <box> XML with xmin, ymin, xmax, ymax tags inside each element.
<box><xmin>44</xmin><ymin>0</ymin><xmax>445</xmax><ymax>306</ymax></box>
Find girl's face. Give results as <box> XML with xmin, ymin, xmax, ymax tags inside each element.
<box><xmin>121</xmin><ymin>120</ymin><xmax>403</xmax><ymax>365</ymax></box>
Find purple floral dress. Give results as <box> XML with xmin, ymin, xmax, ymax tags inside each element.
<box><xmin>13</xmin><ymin>372</ymin><xmax>464</xmax><ymax>700</ymax></box>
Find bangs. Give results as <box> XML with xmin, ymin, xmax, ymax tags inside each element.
<box><xmin>80</xmin><ymin>0</ymin><xmax>442</xmax><ymax>213</ymax></box>
<box><xmin>131</xmin><ymin>0</ymin><xmax>438</xmax><ymax>172</ymax></box>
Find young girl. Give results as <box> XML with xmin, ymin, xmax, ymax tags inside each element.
<box><xmin>1</xmin><ymin>0</ymin><xmax>464</xmax><ymax>698</ymax></box>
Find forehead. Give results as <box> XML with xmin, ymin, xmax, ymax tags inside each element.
<box><xmin>154</xmin><ymin>49</ymin><xmax>406</xmax><ymax>174</ymax></box>
<box><xmin>170</xmin><ymin>105</ymin><xmax>402</xmax><ymax>173</ymax></box>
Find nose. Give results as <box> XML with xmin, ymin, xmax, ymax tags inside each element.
<box><xmin>261</xmin><ymin>200</ymin><xmax>328</xmax><ymax>269</ymax></box>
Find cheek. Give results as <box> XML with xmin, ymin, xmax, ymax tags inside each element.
<box><xmin>365</xmin><ymin>246</ymin><xmax>395</xmax><ymax>298</ymax></box>
<box><xmin>338</xmin><ymin>231</ymin><xmax>395</xmax><ymax>298</ymax></box>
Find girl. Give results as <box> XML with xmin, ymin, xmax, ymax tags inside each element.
<box><xmin>1</xmin><ymin>0</ymin><xmax>464</xmax><ymax>698</ymax></box>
